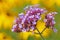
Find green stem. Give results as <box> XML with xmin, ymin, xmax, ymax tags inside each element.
<box><xmin>33</xmin><ymin>27</ymin><xmax>47</xmax><ymax>34</ymax></box>
<box><xmin>41</xmin><ymin>27</ymin><xmax>47</xmax><ymax>34</ymax></box>
<box><xmin>35</xmin><ymin>27</ymin><xmax>46</xmax><ymax>40</ymax></box>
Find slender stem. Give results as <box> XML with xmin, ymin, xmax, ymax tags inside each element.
<box><xmin>31</xmin><ymin>27</ymin><xmax>47</xmax><ymax>34</ymax></box>
<box><xmin>35</xmin><ymin>27</ymin><xmax>46</xmax><ymax>40</ymax></box>
<box><xmin>29</xmin><ymin>27</ymin><xmax>47</xmax><ymax>40</ymax></box>
<box><xmin>41</xmin><ymin>27</ymin><xmax>47</xmax><ymax>34</ymax></box>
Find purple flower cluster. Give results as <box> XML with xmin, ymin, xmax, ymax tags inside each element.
<box><xmin>12</xmin><ymin>5</ymin><xmax>47</xmax><ymax>32</ymax></box>
<box><xmin>11</xmin><ymin>4</ymin><xmax>57</xmax><ymax>33</ymax></box>
<box><xmin>44</xmin><ymin>12</ymin><xmax>57</xmax><ymax>32</ymax></box>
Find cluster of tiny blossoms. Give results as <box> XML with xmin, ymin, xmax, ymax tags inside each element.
<box><xmin>44</xmin><ymin>12</ymin><xmax>57</xmax><ymax>32</ymax></box>
<box><xmin>12</xmin><ymin>4</ymin><xmax>57</xmax><ymax>32</ymax></box>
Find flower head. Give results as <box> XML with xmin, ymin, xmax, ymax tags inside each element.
<box><xmin>44</xmin><ymin>12</ymin><xmax>58</xmax><ymax>32</ymax></box>
<box><xmin>12</xmin><ymin>4</ymin><xmax>47</xmax><ymax>32</ymax></box>
<box><xmin>12</xmin><ymin>4</ymin><xmax>57</xmax><ymax>33</ymax></box>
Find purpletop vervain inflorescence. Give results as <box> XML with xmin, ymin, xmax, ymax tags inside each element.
<box><xmin>11</xmin><ymin>4</ymin><xmax>57</xmax><ymax>33</ymax></box>
<box><xmin>12</xmin><ymin>4</ymin><xmax>47</xmax><ymax>32</ymax></box>
<box><xmin>44</xmin><ymin>12</ymin><xmax>57</xmax><ymax>32</ymax></box>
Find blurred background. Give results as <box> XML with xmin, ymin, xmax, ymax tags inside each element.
<box><xmin>0</xmin><ymin>0</ymin><xmax>60</xmax><ymax>40</ymax></box>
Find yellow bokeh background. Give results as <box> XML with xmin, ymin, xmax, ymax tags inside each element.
<box><xmin>0</xmin><ymin>0</ymin><xmax>60</xmax><ymax>40</ymax></box>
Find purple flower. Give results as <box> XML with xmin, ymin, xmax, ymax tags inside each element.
<box><xmin>44</xmin><ymin>12</ymin><xmax>57</xmax><ymax>32</ymax></box>
<box><xmin>12</xmin><ymin>4</ymin><xmax>57</xmax><ymax>33</ymax></box>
